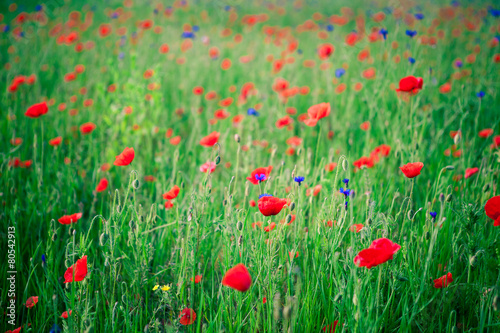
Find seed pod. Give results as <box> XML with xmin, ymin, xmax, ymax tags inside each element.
<box><xmin>236</xmin><ymin>221</ymin><xmax>243</xmax><ymax>231</ymax></box>
<box><xmin>446</xmin><ymin>194</ymin><xmax>453</xmax><ymax>202</ymax></box>
<box><xmin>234</xmin><ymin>134</ymin><xmax>240</xmax><ymax>143</ymax></box>
<box><xmin>215</xmin><ymin>155</ymin><xmax>221</xmax><ymax>165</ymax></box>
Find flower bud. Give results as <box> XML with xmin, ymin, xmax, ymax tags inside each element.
<box><xmin>234</xmin><ymin>134</ymin><xmax>240</xmax><ymax>143</ymax></box>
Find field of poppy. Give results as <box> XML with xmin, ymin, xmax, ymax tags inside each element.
<box><xmin>1</xmin><ymin>0</ymin><xmax>500</xmax><ymax>332</ymax></box>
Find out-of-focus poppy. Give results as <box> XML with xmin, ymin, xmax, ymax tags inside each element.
<box><xmin>163</xmin><ymin>185</ymin><xmax>180</xmax><ymax>200</ymax></box>
<box><xmin>114</xmin><ymin>147</ymin><xmax>135</xmax><ymax>166</ymax></box>
<box><xmin>222</xmin><ymin>263</ymin><xmax>252</xmax><ymax>292</ymax></box>
<box><xmin>485</xmin><ymin>196</ymin><xmax>500</xmax><ymax>227</ymax></box>
<box><xmin>26</xmin><ymin>296</ymin><xmax>39</xmax><ymax>309</ymax></box>
<box><xmin>58</xmin><ymin>213</ymin><xmax>82</xmax><ymax>225</ymax></box>
<box><xmin>96</xmin><ymin>178</ymin><xmax>108</xmax><ymax>192</ymax></box>
<box><xmin>464</xmin><ymin>167</ymin><xmax>479</xmax><ymax>179</ymax></box>
<box><xmin>200</xmin><ymin>132</ymin><xmax>220</xmax><ymax>147</ymax></box>
<box><xmin>25</xmin><ymin>102</ymin><xmax>48</xmax><ymax>118</ymax></box>
<box><xmin>64</xmin><ymin>255</ymin><xmax>88</xmax><ymax>283</ymax></box>
<box><xmin>354</xmin><ymin>238</ymin><xmax>401</xmax><ymax>269</ymax></box>
<box><xmin>433</xmin><ymin>272</ymin><xmax>453</xmax><ymax>288</ymax></box>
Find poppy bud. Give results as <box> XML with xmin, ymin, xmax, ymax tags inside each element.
<box><xmin>444</xmin><ymin>165</ymin><xmax>454</xmax><ymax>171</ymax></box>
<box><xmin>52</xmin><ymin>233</ymin><xmax>57</xmax><ymax>241</ymax></box>
<box><xmin>453</xmin><ymin>133</ymin><xmax>461</xmax><ymax>145</ymax></box>
<box><xmin>117</xmin><ymin>274</ymin><xmax>122</xmax><ymax>282</ymax></box>
<box><xmin>425</xmin><ymin>231</ymin><xmax>431</xmax><ymax>240</ymax></box>
<box><xmin>129</xmin><ymin>220</ymin><xmax>135</xmax><ymax>229</ymax></box>
<box><xmin>483</xmin><ymin>184</ymin><xmax>490</xmax><ymax>192</ymax></box>
<box><xmin>290</xmin><ymin>202</ymin><xmax>296</xmax><ymax>212</ymax></box>
<box><xmin>367</xmin><ymin>218</ymin><xmax>372</xmax><ymax>225</ymax></box>
<box><xmin>237</xmin><ymin>221</ymin><xmax>243</xmax><ymax>231</ymax></box>
<box><xmin>334</xmin><ymin>294</ymin><xmax>342</xmax><ymax>302</ymax></box>
<box><xmin>286</xmin><ymin>214</ymin><xmax>292</xmax><ymax>224</ymax></box>
<box><xmin>407</xmin><ymin>210</ymin><xmax>414</xmax><ymax>220</ymax></box>
<box><xmin>238</xmin><ymin>235</ymin><xmax>243</xmax><ymax>246</ymax></box>
<box><xmin>215</xmin><ymin>155</ymin><xmax>221</xmax><ymax>165</ymax></box>
<box><xmin>451</xmin><ymin>327</ymin><xmax>458</xmax><ymax>333</ymax></box>
<box><xmin>234</xmin><ymin>134</ymin><xmax>240</xmax><ymax>143</ymax></box>
<box><xmin>415</xmin><ymin>143</ymin><xmax>419</xmax><ymax>150</ymax></box>
<box><xmin>207</xmin><ymin>187</ymin><xmax>211</xmax><ymax>194</ymax></box>
<box><xmin>439</xmin><ymin>193</ymin><xmax>445</xmax><ymax>203</ymax></box>
<box><xmin>297</xmin><ymin>147</ymin><xmax>302</xmax><ymax>156</ymax></box>
<box><xmin>223</xmin><ymin>199</ymin><xmax>227</xmax><ymax>206</ymax></box>
<box><xmin>181</xmin><ymin>182</ymin><xmax>185</xmax><ymax>189</ymax></box>
<box><xmin>446</xmin><ymin>194</ymin><xmax>453</xmax><ymax>202</ymax></box>
<box><xmin>342</xmin><ymin>159</ymin><xmax>348</xmax><ymax>171</ymax></box>
<box><xmin>493</xmin><ymin>295</ymin><xmax>499</xmax><ymax>311</ymax></box>
<box><xmin>99</xmin><ymin>233</ymin><xmax>108</xmax><ymax>246</ymax></box>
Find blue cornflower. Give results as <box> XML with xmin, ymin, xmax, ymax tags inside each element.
<box><xmin>342</xmin><ymin>178</ymin><xmax>349</xmax><ymax>187</ymax></box>
<box><xmin>335</xmin><ymin>68</ymin><xmax>345</xmax><ymax>78</ymax></box>
<box><xmin>451</xmin><ymin>1</ymin><xmax>460</xmax><ymax>7</ymax></box>
<box><xmin>383</xmin><ymin>7</ymin><xmax>393</xmax><ymax>14</ymax></box>
<box><xmin>42</xmin><ymin>254</ymin><xmax>46</xmax><ymax>265</ymax></box>
<box><xmin>455</xmin><ymin>59</ymin><xmax>463</xmax><ymax>68</ymax></box>
<box><xmin>326</xmin><ymin>24</ymin><xmax>334</xmax><ymax>32</ymax></box>
<box><xmin>380</xmin><ymin>28</ymin><xmax>388</xmax><ymax>40</ymax></box>
<box><xmin>339</xmin><ymin>188</ymin><xmax>351</xmax><ymax>197</ymax></box>
<box><xmin>111</xmin><ymin>12</ymin><xmax>119</xmax><ymax>19</ymax></box>
<box><xmin>181</xmin><ymin>31</ymin><xmax>195</xmax><ymax>39</ymax></box>
<box><xmin>259</xmin><ymin>193</ymin><xmax>272</xmax><ymax>199</ymax></box>
<box><xmin>35</xmin><ymin>4</ymin><xmax>43</xmax><ymax>11</ymax></box>
<box><xmin>294</xmin><ymin>176</ymin><xmax>305</xmax><ymax>185</ymax></box>
<box><xmin>430</xmin><ymin>212</ymin><xmax>437</xmax><ymax>219</ymax></box>
<box><xmin>297</xmin><ymin>49</ymin><xmax>303</xmax><ymax>55</ymax></box>
<box><xmin>406</xmin><ymin>30</ymin><xmax>417</xmax><ymax>38</ymax></box>
<box><xmin>19</xmin><ymin>31</ymin><xmax>25</xmax><ymax>37</ymax></box>
<box><xmin>50</xmin><ymin>324</ymin><xmax>62</xmax><ymax>333</ymax></box>
<box><xmin>488</xmin><ymin>7</ymin><xmax>500</xmax><ymax>17</ymax></box>
<box><xmin>414</xmin><ymin>13</ymin><xmax>424</xmax><ymax>20</ymax></box>
<box><xmin>408</xmin><ymin>57</ymin><xmax>416</xmax><ymax>64</ymax></box>
<box><xmin>224</xmin><ymin>5</ymin><xmax>231</xmax><ymax>11</ymax></box>
<box><xmin>247</xmin><ymin>108</ymin><xmax>259</xmax><ymax>116</ymax></box>
<box><xmin>3</xmin><ymin>25</ymin><xmax>10</xmax><ymax>32</ymax></box>
<box><xmin>477</xmin><ymin>91</ymin><xmax>485</xmax><ymax>98</ymax></box>
<box><xmin>153</xmin><ymin>8</ymin><xmax>159</xmax><ymax>14</ymax></box>
<box><xmin>193</xmin><ymin>25</ymin><xmax>200</xmax><ymax>32</ymax></box>
<box><xmin>255</xmin><ymin>174</ymin><xmax>267</xmax><ymax>182</ymax></box>
<box><xmin>118</xmin><ymin>52</ymin><xmax>125</xmax><ymax>60</ymax></box>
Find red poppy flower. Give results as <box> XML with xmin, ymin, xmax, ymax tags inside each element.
<box><xmin>478</xmin><ymin>128</ymin><xmax>493</xmax><ymax>138</ymax></box>
<box><xmin>318</xmin><ymin>43</ymin><xmax>335</xmax><ymax>60</ymax></box>
<box><xmin>222</xmin><ymin>263</ymin><xmax>252</xmax><ymax>292</ymax></box>
<box><xmin>303</xmin><ymin>102</ymin><xmax>331</xmax><ymax>127</ymax></box>
<box><xmin>258</xmin><ymin>195</ymin><xmax>288</xmax><ymax>216</ymax></box>
<box><xmin>276</xmin><ymin>116</ymin><xmax>293</xmax><ymax>129</ymax></box>
<box><xmin>114</xmin><ymin>147</ymin><xmax>135</xmax><ymax>166</ymax></box>
<box><xmin>80</xmin><ymin>122</ymin><xmax>96</xmax><ymax>134</ymax></box>
<box><xmin>325</xmin><ymin>162</ymin><xmax>337</xmax><ymax>172</ymax></box>
<box><xmin>485</xmin><ymin>196</ymin><xmax>500</xmax><ymax>227</ymax></box>
<box><xmin>433</xmin><ymin>272</ymin><xmax>453</xmax><ymax>288</ymax></box>
<box><xmin>26</xmin><ymin>296</ymin><xmax>39</xmax><ymax>309</ymax></box>
<box><xmin>264</xmin><ymin>222</ymin><xmax>276</xmax><ymax>232</ymax></box>
<box><xmin>179</xmin><ymin>308</ymin><xmax>196</xmax><ymax>325</ymax></box>
<box><xmin>49</xmin><ymin>136</ymin><xmax>62</xmax><ymax>146</ymax></box>
<box><xmin>199</xmin><ymin>132</ymin><xmax>220</xmax><ymax>147</ymax></box>
<box><xmin>396</xmin><ymin>76</ymin><xmax>423</xmax><ymax>95</ymax></box>
<box><xmin>464</xmin><ymin>167</ymin><xmax>479</xmax><ymax>179</ymax></box>
<box><xmin>399</xmin><ymin>162</ymin><xmax>424</xmax><ymax>178</ymax></box>
<box><xmin>372</xmin><ymin>144</ymin><xmax>391</xmax><ymax>157</ymax></box>
<box><xmin>165</xmin><ymin>200</ymin><xmax>174</xmax><ymax>209</ymax></box>
<box><xmin>163</xmin><ymin>185</ymin><xmax>180</xmax><ymax>200</ymax></box>
<box><xmin>349</xmin><ymin>224</ymin><xmax>364</xmax><ymax>233</ymax></box>
<box><xmin>58</xmin><ymin>213</ymin><xmax>82</xmax><ymax>225</ymax></box>
<box><xmin>96</xmin><ymin>178</ymin><xmax>108</xmax><ymax>192</ymax></box>
<box><xmin>7</xmin><ymin>327</ymin><xmax>22</xmax><ymax>333</ymax></box>
<box><xmin>322</xmin><ymin>320</ymin><xmax>339</xmax><ymax>333</ymax></box>
<box><xmin>247</xmin><ymin>166</ymin><xmax>273</xmax><ymax>185</ymax></box>
<box><xmin>360</xmin><ymin>121</ymin><xmax>371</xmax><ymax>131</ymax></box>
<box><xmin>25</xmin><ymin>102</ymin><xmax>48</xmax><ymax>118</ymax></box>
<box><xmin>193</xmin><ymin>86</ymin><xmax>204</xmax><ymax>95</ymax></box>
<box><xmin>354</xmin><ymin>156</ymin><xmax>375</xmax><ymax>169</ymax></box>
<box><xmin>492</xmin><ymin>135</ymin><xmax>500</xmax><ymax>149</ymax></box>
<box><xmin>64</xmin><ymin>255</ymin><xmax>88</xmax><ymax>283</ymax></box>
<box><xmin>354</xmin><ymin>238</ymin><xmax>401</xmax><ymax>269</ymax></box>
<box><xmin>191</xmin><ymin>275</ymin><xmax>202</xmax><ymax>284</ymax></box>
<box><xmin>200</xmin><ymin>161</ymin><xmax>216</xmax><ymax>173</ymax></box>
<box><xmin>61</xmin><ymin>310</ymin><xmax>72</xmax><ymax>318</ymax></box>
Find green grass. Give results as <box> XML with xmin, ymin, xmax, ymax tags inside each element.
<box><xmin>1</xmin><ymin>0</ymin><xmax>500</xmax><ymax>332</ymax></box>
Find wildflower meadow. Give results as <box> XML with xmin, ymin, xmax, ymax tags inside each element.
<box><xmin>1</xmin><ymin>0</ymin><xmax>500</xmax><ymax>332</ymax></box>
